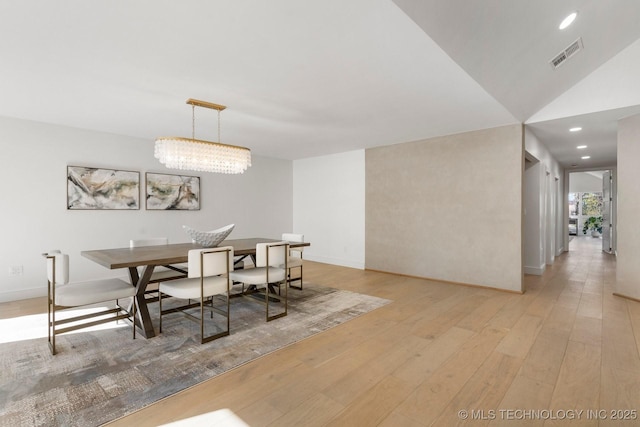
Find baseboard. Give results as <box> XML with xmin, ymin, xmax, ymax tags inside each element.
<box><xmin>613</xmin><ymin>292</ymin><xmax>640</xmax><ymax>304</ymax></box>
<box><xmin>364</xmin><ymin>268</ymin><xmax>523</xmax><ymax>294</ymax></box>
<box><xmin>304</xmin><ymin>255</ymin><xmax>364</xmax><ymax>270</ymax></box>
<box><xmin>0</xmin><ymin>287</ymin><xmax>46</xmax><ymax>303</ymax></box>
<box><xmin>524</xmin><ymin>264</ymin><xmax>545</xmax><ymax>275</ymax></box>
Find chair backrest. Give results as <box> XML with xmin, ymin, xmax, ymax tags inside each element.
<box><xmin>282</xmin><ymin>233</ymin><xmax>304</xmax><ymax>256</ymax></box>
<box><xmin>187</xmin><ymin>246</ymin><xmax>234</xmax><ymax>278</ymax></box>
<box><xmin>130</xmin><ymin>237</ymin><xmax>169</xmax><ymax>248</ymax></box>
<box><xmin>282</xmin><ymin>233</ymin><xmax>304</xmax><ymax>243</ymax></box>
<box><xmin>47</xmin><ymin>253</ymin><xmax>70</xmax><ymax>285</ymax></box>
<box><xmin>255</xmin><ymin>242</ymin><xmax>288</xmax><ymax>268</ymax></box>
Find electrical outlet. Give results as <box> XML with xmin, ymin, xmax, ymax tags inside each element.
<box><xmin>9</xmin><ymin>265</ymin><xmax>23</xmax><ymax>276</ymax></box>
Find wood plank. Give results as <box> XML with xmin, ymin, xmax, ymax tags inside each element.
<box><xmin>599</xmin><ymin>365</ymin><xmax>640</xmax><ymax>427</ymax></box>
<box><xmin>569</xmin><ymin>315</ymin><xmax>602</xmax><ymax>347</ymax></box>
<box><xmin>546</xmin><ymin>341</ymin><xmax>601</xmax><ymax>427</ymax></box>
<box><xmin>394</xmin><ymin>325</ymin><xmax>508</xmax><ymax>425</ymax></box>
<box><xmin>457</xmin><ymin>294</ymin><xmax>514</xmax><ymax>332</ymax></box>
<box><xmin>576</xmin><ymin>292</ymin><xmax>603</xmax><ymax>320</ymax></box>
<box><xmin>432</xmin><ymin>351</ymin><xmax>523</xmax><ymax>426</ymax></box>
<box><xmin>628</xmin><ymin>301</ymin><xmax>640</xmax><ymax>359</ymax></box>
<box><xmin>324</xmin><ymin>376</ymin><xmax>415</xmax><ymax>427</ymax></box>
<box><xmin>236</xmin><ymin>400</ymin><xmax>282</xmax><ymax>427</ymax></box>
<box><xmin>392</xmin><ymin>326</ymin><xmax>476</xmax><ymax>387</ymax></box>
<box><xmin>601</xmin><ymin>307</ymin><xmax>640</xmax><ymax>375</ymax></box>
<box><xmin>488</xmin><ymin>293</ymin><xmax>538</xmax><ymax>330</ymax></box>
<box><xmin>266</xmin><ymin>393</ymin><xmax>345</xmax><ymax>427</ymax></box>
<box><xmin>378</xmin><ymin>410</ymin><xmax>427</xmax><ymax>427</ymax></box>
<box><xmin>489</xmin><ymin>375</ymin><xmax>554</xmax><ymax>427</ymax></box>
<box><xmin>321</xmin><ymin>334</ymin><xmax>430</xmax><ymax>406</ymax></box>
<box><xmin>518</xmin><ymin>329</ymin><xmax>570</xmax><ymax>386</ymax></box>
<box><xmin>495</xmin><ymin>313</ymin><xmax>544</xmax><ymax>359</ymax></box>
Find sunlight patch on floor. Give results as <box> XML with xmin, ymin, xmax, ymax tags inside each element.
<box><xmin>0</xmin><ymin>305</ymin><xmax>129</xmax><ymax>344</ymax></box>
<box><xmin>159</xmin><ymin>409</ymin><xmax>250</xmax><ymax>427</ymax></box>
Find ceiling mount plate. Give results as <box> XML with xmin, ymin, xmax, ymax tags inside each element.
<box><xmin>186</xmin><ymin>98</ymin><xmax>227</xmax><ymax>111</ymax></box>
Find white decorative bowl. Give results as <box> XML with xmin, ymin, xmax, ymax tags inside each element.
<box><xmin>183</xmin><ymin>224</ymin><xmax>235</xmax><ymax>247</ymax></box>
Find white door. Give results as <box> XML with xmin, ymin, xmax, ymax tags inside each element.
<box><xmin>546</xmin><ymin>171</ymin><xmax>555</xmax><ymax>264</ymax></box>
<box><xmin>602</xmin><ymin>171</ymin><xmax>612</xmax><ymax>253</ymax></box>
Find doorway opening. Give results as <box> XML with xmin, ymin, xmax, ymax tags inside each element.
<box><xmin>567</xmin><ymin>169</ymin><xmax>615</xmax><ymax>254</ymax></box>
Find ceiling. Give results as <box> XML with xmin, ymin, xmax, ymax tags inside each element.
<box><xmin>1</xmin><ymin>1</ymin><xmax>639</xmax><ymax>166</ymax></box>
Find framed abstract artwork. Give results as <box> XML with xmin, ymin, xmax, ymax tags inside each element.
<box><xmin>145</xmin><ymin>172</ymin><xmax>200</xmax><ymax>210</ymax></box>
<box><xmin>67</xmin><ymin>166</ymin><xmax>140</xmax><ymax>210</ymax></box>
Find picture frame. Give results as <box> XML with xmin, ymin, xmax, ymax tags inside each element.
<box><xmin>145</xmin><ymin>172</ymin><xmax>200</xmax><ymax>210</ymax></box>
<box><xmin>67</xmin><ymin>166</ymin><xmax>140</xmax><ymax>210</ymax></box>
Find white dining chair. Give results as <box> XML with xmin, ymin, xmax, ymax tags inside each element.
<box><xmin>45</xmin><ymin>251</ymin><xmax>136</xmax><ymax>355</ymax></box>
<box><xmin>229</xmin><ymin>242</ymin><xmax>289</xmax><ymax>322</ymax></box>
<box><xmin>282</xmin><ymin>233</ymin><xmax>304</xmax><ymax>290</ymax></box>
<box><xmin>159</xmin><ymin>247</ymin><xmax>234</xmax><ymax>344</ymax></box>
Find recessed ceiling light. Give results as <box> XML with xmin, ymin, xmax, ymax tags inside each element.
<box><xmin>569</xmin><ymin>127</ymin><xmax>582</xmax><ymax>132</ymax></box>
<box><xmin>577</xmin><ymin>145</ymin><xmax>587</xmax><ymax>149</ymax></box>
<box><xmin>559</xmin><ymin>12</ymin><xmax>578</xmax><ymax>30</ymax></box>
<box><xmin>581</xmin><ymin>156</ymin><xmax>591</xmax><ymax>160</ymax></box>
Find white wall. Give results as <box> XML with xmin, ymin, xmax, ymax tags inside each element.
<box><xmin>524</xmin><ymin>128</ymin><xmax>564</xmax><ymax>261</ymax></box>
<box><xmin>616</xmin><ymin>113</ymin><xmax>640</xmax><ymax>300</ymax></box>
<box><xmin>0</xmin><ymin>116</ymin><xmax>292</xmax><ymax>302</ymax></box>
<box><xmin>569</xmin><ymin>172</ymin><xmax>602</xmax><ymax>193</ymax></box>
<box><xmin>292</xmin><ymin>150</ymin><xmax>365</xmax><ymax>269</ymax></box>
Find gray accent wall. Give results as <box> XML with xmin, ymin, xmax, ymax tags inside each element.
<box><xmin>365</xmin><ymin>124</ymin><xmax>524</xmax><ymax>292</ymax></box>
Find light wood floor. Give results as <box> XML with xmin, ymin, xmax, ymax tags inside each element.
<box><xmin>6</xmin><ymin>237</ymin><xmax>640</xmax><ymax>426</ymax></box>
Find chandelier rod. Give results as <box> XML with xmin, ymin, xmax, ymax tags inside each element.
<box><xmin>187</xmin><ymin>98</ymin><xmax>226</xmax><ymax>143</ymax></box>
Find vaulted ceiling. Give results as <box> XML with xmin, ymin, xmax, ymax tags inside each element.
<box><xmin>1</xmin><ymin>1</ymin><xmax>639</xmax><ymax>167</ymax></box>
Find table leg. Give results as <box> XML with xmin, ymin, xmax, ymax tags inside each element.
<box><xmin>128</xmin><ymin>266</ymin><xmax>157</xmax><ymax>338</ymax></box>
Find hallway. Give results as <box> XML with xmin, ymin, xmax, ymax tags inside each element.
<box><xmin>529</xmin><ymin>234</ymin><xmax>639</xmax><ymax>426</ymax></box>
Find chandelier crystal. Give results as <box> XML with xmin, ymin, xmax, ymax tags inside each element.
<box><xmin>155</xmin><ymin>99</ymin><xmax>251</xmax><ymax>174</ymax></box>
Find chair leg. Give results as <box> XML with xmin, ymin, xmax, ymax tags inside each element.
<box><xmin>200</xmin><ymin>295</ymin><xmax>204</xmax><ymax>344</ymax></box>
<box><xmin>132</xmin><ymin>297</ymin><xmax>136</xmax><ymax>340</ymax></box>
<box><xmin>284</xmin><ymin>280</ymin><xmax>288</xmax><ymax>314</ymax></box>
<box><xmin>288</xmin><ymin>265</ymin><xmax>303</xmax><ymax>290</ymax></box>
<box><xmin>158</xmin><ymin>292</ymin><xmax>229</xmax><ymax>344</ymax></box>
<box><xmin>265</xmin><ymin>284</ymin><xmax>270</xmax><ymax>322</ymax></box>
<box><xmin>200</xmin><ymin>294</ymin><xmax>230</xmax><ymax>344</ymax></box>
<box><xmin>48</xmin><ymin>282</ymin><xmax>56</xmax><ymax>356</ymax></box>
<box><xmin>266</xmin><ymin>281</ymin><xmax>287</xmax><ymax>322</ymax></box>
<box><xmin>159</xmin><ymin>291</ymin><xmax>163</xmax><ymax>333</ymax></box>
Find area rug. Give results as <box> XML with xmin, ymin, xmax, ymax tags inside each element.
<box><xmin>0</xmin><ymin>285</ymin><xmax>390</xmax><ymax>426</ymax></box>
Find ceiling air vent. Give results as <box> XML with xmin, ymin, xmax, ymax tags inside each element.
<box><xmin>550</xmin><ymin>38</ymin><xmax>583</xmax><ymax>69</ymax></box>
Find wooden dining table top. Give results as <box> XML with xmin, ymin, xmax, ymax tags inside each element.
<box><xmin>81</xmin><ymin>238</ymin><xmax>310</xmax><ymax>269</ymax></box>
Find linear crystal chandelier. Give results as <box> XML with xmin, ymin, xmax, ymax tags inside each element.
<box><xmin>155</xmin><ymin>99</ymin><xmax>251</xmax><ymax>174</ymax></box>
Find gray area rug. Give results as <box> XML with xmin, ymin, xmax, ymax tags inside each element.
<box><xmin>0</xmin><ymin>285</ymin><xmax>389</xmax><ymax>426</ymax></box>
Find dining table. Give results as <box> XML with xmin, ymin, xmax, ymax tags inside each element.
<box><xmin>81</xmin><ymin>238</ymin><xmax>310</xmax><ymax>338</ymax></box>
